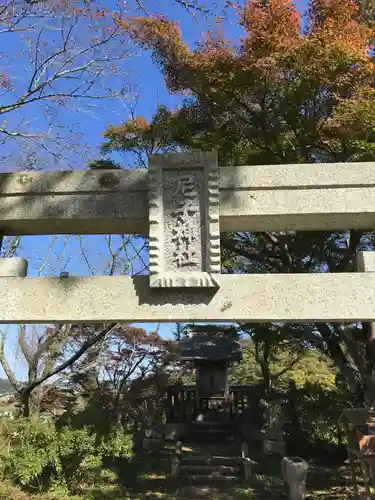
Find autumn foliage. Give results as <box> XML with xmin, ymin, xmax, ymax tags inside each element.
<box><xmin>114</xmin><ymin>0</ymin><xmax>375</xmax><ymax>165</ymax></box>
<box><xmin>121</xmin><ymin>0</ymin><xmax>372</xmax><ymax>83</ymax></box>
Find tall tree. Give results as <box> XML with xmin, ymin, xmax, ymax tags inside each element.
<box><xmin>0</xmin><ymin>0</ymin><xmax>218</xmax><ymax>170</ymax></box>
<box><xmin>68</xmin><ymin>324</ymin><xmax>172</xmax><ymax>426</ymax></box>
<box><xmin>0</xmin><ymin>0</ymin><xmax>134</xmax><ymax>170</ymax></box>
<box><xmin>97</xmin><ymin>0</ymin><xmax>375</xmax><ymax>405</ymax></box>
<box><xmin>0</xmin><ymin>321</ymin><xmax>173</xmax><ymax>420</ymax></box>
<box><xmin>0</xmin><ymin>322</ymin><xmax>120</xmax><ymax>417</ymax></box>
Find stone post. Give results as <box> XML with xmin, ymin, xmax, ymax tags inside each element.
<box><xmin>171</xmin><ymin>440</ymin><xmax>182</xmax><ymax>479</ymax></box>
<box><xmin>0</xmin><ymin>257</ymin><xmax>28</xmax><ymax>277</ymax></box>
<box><xmin>357</xmin><ymin>252</ymin><xmax>375</xmax><ymax>412</ymax></box>
<box><xmin>282</xmin><ymin>457</ymin><xmax>309</xmax><ymax>500</ymax></box>
<box><xmin>242</xmin><ymin>442</ymin><xmax>252</xmax><ymax>483</ymax></box>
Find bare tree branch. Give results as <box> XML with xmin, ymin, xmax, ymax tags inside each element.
<box><xmin>18</xmin><ymin>324</ymin><xmax>33</xmax><ymax>366</ymax></box>
<box><xmin>0</xmin><ymin>1</ymin><xmax>133</xmax><ymax>169</ymax></box>
<box><xmin>24</xmin><ymin>322</ymin><xmax>118</xmax><ymax>394</ymax></box>
<box><xmin>0</xmin><ymin>328</ymin><xmax>22</xmax><ymax>392</ymax></box>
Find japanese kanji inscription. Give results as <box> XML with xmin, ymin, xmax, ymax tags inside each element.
<box><xmin>148</xmin><ymin>152</ymin><xmax>221</xmax><ymax>288</ymax></box>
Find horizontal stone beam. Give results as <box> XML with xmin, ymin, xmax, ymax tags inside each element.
<box><xmin>1</xmin><ymin>162</ymin><xmax>375</xmax><ymax>234</ymax></box>
<box><xmin>2</xmin><ymin>273</ymin><xmax>375</xmax><ymax>323</ymax></box>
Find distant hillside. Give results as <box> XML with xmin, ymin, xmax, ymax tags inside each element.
<box><xmin>0</xmin><ymin>378</ymin><xmax>14</xmax><ymax>394</ymax></box>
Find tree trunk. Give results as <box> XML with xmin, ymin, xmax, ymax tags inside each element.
<box><xmin>20</xmin><ymin>386</ymin><xmax>41</xmax><ymax>418</ymax></box>
<box><xmin>21</xmin><ymin>389</ymin><xmax>31</xmax><ymax>418</ymax></box>
<box><xmin>255</xmin><ymin>340</ymin><xmax>272</xmax><ymax>394</ymax></box>
<box><xmin>286</xmin><ymin>380</ymin><xmax>304</xmax><ymax>446</ymax></box>
<box><xmin>316</xmin><ymin>323</ymin><xmax>364</xmax><ymax>405</ymax></box>
<box><xmin>115</xmin><ymin>398</ymin><xmax>123</xmax><ymax>428</ymax></box>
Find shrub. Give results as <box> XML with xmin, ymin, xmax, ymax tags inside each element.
<box><xmin>0</xmin><ymin>416</ymin><xmax>133</xmax><ymax>494</ymax></box>
<box><xmin>1</xmin><ymin>416</ymin><xmax>60</xmax><ymax>488</ymax></box>
<box><xmin>0</xmin><ymin>478</ymin><xmax>12</xmax><ymax>499</ymax></box>
<box><xmin>283</xmin><ymin>381</ymin><xmax>348</xmax><ymax>451</ymax></box>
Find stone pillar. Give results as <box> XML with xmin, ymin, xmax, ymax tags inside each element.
<box><xmin>171</xmin><ymin>441</ymin><xmax>182</xmax><ymax>478</ymax></box>
<box><xmin>242</xmin><ymin>442</ymin><xmax>252</xmax><ymax>483</ymax></box>
<box><xmin>0</xmin><ymin>257</ymin><xmax>28</xmax><ymax>277</ymax></box>
<box><xmin>357</xmin><ymin>252</ymin><xmax>375</xmax><ymax>411</ymax></box>
<box><xmin>282</xmin><ymin>457</ymin><xmax>309</xmax><ymax>500</ymax></box>
<box><xmin>148</xmin><ymin>152</ymin><xmax>220</xmax><ymax>288</ymax></box>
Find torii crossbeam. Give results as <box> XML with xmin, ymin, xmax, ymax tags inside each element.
<box><xmin>1</xmin><ymin>151</ymin><xmax>375</xmax><ymax>323</ymax></box>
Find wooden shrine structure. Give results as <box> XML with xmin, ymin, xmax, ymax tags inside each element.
<box><xmin>168</xmin><ymin>327</ymin><xmax>244</xmax><ymax>421</ymax></box>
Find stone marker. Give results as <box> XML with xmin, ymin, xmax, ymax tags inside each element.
<box><xmin>242</xmin><ymin>442</ymin><xmax>252</xmax><ymax>482</ymax></box>
<box><xmin>148</xmin><ymin>152</ymin><xmax>220</xmax><ymax>288</ymax></box>
<box><xmin>282</xmin><ymin>457</ymin><xmax>309</xmax><ymax>500</ymax></box>
<box><xmin>171</xmin><ymin>441</ymin><xmax>182</xmax><ymax>478</ymax></box>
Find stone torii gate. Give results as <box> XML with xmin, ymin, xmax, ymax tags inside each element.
<box><xmin>1</xmin><ymin>151</ymin><xmax>375</xmax><ymax>324</ymax></box>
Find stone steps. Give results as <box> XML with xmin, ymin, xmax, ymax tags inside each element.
<box><xmin>176</xmin><ymin>419</ymin><xmax>243</xmax><ymax>484</ymax></box>
<box><xmin>179</xmin><ymin>452</ymin><xmax>242</xmax><ymax>483</ymax></box>
<box><xmin>180</xmin><ymin>464</ymin><xmax>239</xmax><ymax>475</ymax></box>
<box><xmin>183</xmin><ymin>474</ymin><xmax>239</xmax><ymax>483</ymax></box>
<box><xmin>179</xmin><ymin>447</ymin><xmax>242</xmax><ymax>483</ymax></box>
<box><xmin>186</xmin><ymin>421</ymin><xmax>238</xmax><ymax>445</ymax></box>
<box><xmin>189</xmin><ymin>421</ymin><xmax>236</xmax><ymax>430</ymax></box>
<box><xmin>182</xmin><ymin>442</ymin><xmax>240</xmax><ymax>457</ymax></box>
<box><xmin>181</xmin><ymin>454</ymin><xmax>240</xmax><ymax>465</ymax></box>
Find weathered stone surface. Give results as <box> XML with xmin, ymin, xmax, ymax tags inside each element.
<box><xmin>0</xmin><ymin>192</ymin><xmax>147</xmax><ymax>235</ymax></box>
<box><xmin>0</xmin><ymin>169</ymin><xmax>147</xmax><ymax>195</ymax></box>
<box><xmin>171</xmin><ymin>454</ymin><xmax>180</xmax><ymax>478</ymax></box>
<box><xmin>2</xmin><ymin>273</ymin><xmax>375</xmax><ymax>323</ymax></box>
<box><xmin>219</xmin><ymin>161</ymin><xmax>375</xmax><ymax>188</ymax></box>
<box><xmin>220</xmin><ymin>186</ymin><xmax>375</xmax><ymax>232</ymax></box>
<box><xmin>2</xmin><ymin>162</ymin><xmax>374</xmax><ymax>195</ymax></box>
<box><xmin>148</xmin><ymin>152</ymin><xmax>220</xmax><ymax>287</ymax></box>
<box><xmin>282</xmin><ymin>457</ymin><xmax>308</xmax><ymax>500</ymax></box>
<box><xmin>357</xmin><ymin>251</ymin><xmax>375</xmax><ymax>272</ymax></box>
<box><xmin>0</xmin><ymin>258</ymin><xmax>28</xmax><ymax>277</ymax></box>
<box><xmin>2</xmin><ymin>162</ymin><xmax>375</xmax><ymax>235</ymax></box>
<box><xmin>263</xmin><ymin>439</ymin><xmax>286</xmax><ymax>455</ymax></box>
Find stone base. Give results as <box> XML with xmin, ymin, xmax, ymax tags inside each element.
<box><xmin>0</xmin><ymin>258</ymin><xmax>28</xmax><ymax>277</ymax></box>
<box><xmin>165</xmin><ymin>423</ymin><xmax>188</xmax><ymax>441</ymax></box>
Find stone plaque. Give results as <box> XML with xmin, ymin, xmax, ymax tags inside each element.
<box><xmin>148</xmin><ymin>152</ymin><xmax>220</xmax><ymax>288</ymax></box>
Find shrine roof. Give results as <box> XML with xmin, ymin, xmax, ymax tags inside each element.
<box><xmin>178</xmin><ymin>328</ymin><xmax>243</xmax><ymax>362</ymax></box>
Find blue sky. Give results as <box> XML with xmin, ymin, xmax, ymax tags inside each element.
<box><xmin>0</xmin><ymin>1</ymin><xmax>239</xmax><ymax>381</ymax></box>
<box><xmin>0</xmin><ymin>0</ymin><xmax>309</xmax><ymax>381</ymax></box>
